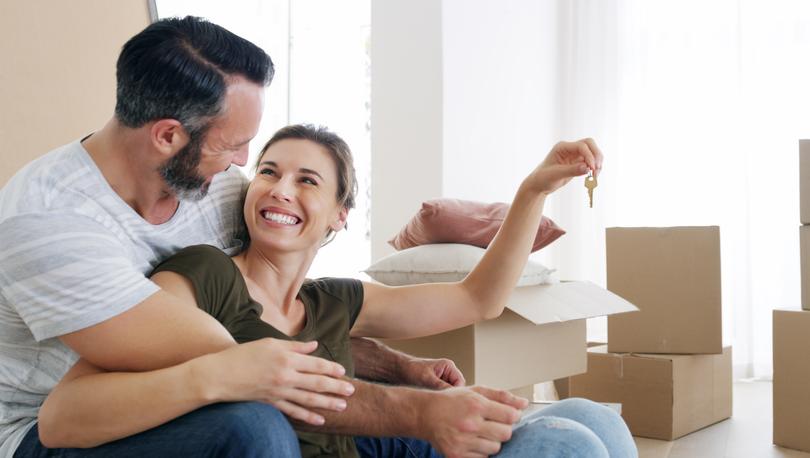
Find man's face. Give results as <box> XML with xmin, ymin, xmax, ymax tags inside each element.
<box><xmin>160</xmin><ymin>76</ymin><xmax>265</xmax><ymax>200</ymax></box>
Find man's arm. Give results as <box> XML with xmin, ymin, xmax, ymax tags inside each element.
<box><xmin>38</xmin><ymin>339</ymin><xmax>352</xmax><ymax>448</ymax></box>
<box><xmin>297</xmin><ymin>379</ymin><xmax>526</xmax><ymax>457</ymax></box>
<box><xmin>351</xmin><ymin>337</ymin><xmax>465</xmax><ymax>389</ymax></box>
<box><xmin>59</xmin><ymin>287</ymin><xmax>237</xmax><ymax>371</ymax></box>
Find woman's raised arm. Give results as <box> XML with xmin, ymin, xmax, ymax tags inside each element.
<box><xmin>351</xmin><ymin>139</ymin><xmax>603</xmax><ymax>339</ymax></box>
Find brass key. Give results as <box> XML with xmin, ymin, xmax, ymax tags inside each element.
<box><xmin>584</xmin><ymin>173</ymin><xmax>597</xmax><ymax>208</ymax></box>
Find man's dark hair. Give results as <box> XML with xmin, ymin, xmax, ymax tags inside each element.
<box><xmin>115</xmin><ymin>16</ymin><xmax>273</xmax><ymax>137</ymax></box>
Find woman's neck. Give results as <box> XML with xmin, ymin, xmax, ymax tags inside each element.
<box><xmin>232</xmin><ymin>245</ymin><xmax>317</xmax><ymax>315</ymax></box>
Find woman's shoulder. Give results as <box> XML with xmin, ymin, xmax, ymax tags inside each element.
<box><xmin>303</xmin><ymin>277</ymin><xmax>365</xmax><ymax>326</ymax></box>
<box><xmin>303</xmin><ymin>277</ymin><xmax>363</xmax><ymax>298</ymax></box>
<box><xmin>152</xmin><ymin>244</ymin><xmax>236</xmax><ymax>279</ymax></box>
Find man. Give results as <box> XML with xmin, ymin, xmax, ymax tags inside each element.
<box><xmin>0</xmin><ymin>16</ymin><xmax>467</xmax><ymax>457</ymax></box>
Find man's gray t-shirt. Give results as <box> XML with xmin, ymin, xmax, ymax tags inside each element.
<box><xmin>0</xmin><ymin>140</ymin><xmax>248</xmax><ymax>456</ymax></box>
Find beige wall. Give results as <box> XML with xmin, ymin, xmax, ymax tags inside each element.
<box><xmin>0</xmin><ymin>0</ymin><xmax>151</xmax><ymax>186</ymax></box>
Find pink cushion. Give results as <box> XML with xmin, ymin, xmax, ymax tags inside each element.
<box><xmin>388</xmin><ymin>199</ymin><xmax>565</xmax><ymax>252</ymax></box>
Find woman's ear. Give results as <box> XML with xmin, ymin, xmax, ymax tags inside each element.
<box><xmin>150</xmin><ymin>119</ymin><xmax>190</xmax><ymax>158</ymax></box>
<box><xmin>330</xmin><ymin>207</ymin><xmax>349</xmax><ymax>232</ymax></box>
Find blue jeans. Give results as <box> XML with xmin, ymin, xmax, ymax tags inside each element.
<box><xmin>14</xmin><ymin>402</ymin><xmax>300</xmax><ymax>458</ymax></box>
<box><xmin>355</xmin><ymin>398</ymin><xmax>637</xmax><ymax>458</ymax></box>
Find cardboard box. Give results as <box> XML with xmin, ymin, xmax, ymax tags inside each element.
<box><xmin>606</xmin><ymin>226</ymin><xmax>723</xmax><ymax>354</ymax></box>
<box><xmin>801</xmin><ymin>140</ymin><xmax>810</xmax><ymax>224</ymax></box>
<box><xmin>382</xmin><ymin>281</ymin><xmax>637</xmax><ymax>390</ymax></box>
<box><xmin>773</xmin><ymin>309</ymin><xmax>810</xmax><ymax>452</ymax></box>
<box><xmin>559</xmin><ymin>345</ymin><xmax>732</xmax><ymax>441</ymax></box>
<box><xmin>802</xmin><ymin>227</ymin><xmax>810</xmax><ymax>311</ymax></box>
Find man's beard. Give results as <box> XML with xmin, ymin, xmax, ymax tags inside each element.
<box><xmin>158</xmin><ymin>135</ymin><xmax>209</xmax><ymax>201</ymax></box>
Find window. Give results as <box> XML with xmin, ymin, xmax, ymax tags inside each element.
<box><xmin>155</xmin><ymin>0</ymin><xmax>371</xmax><ymax>279</ymax></box>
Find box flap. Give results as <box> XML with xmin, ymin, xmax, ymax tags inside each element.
<box><xmin>506</xmin><ymin>281</ymin><xmax>638</xmax><ymax>325</ymax></box>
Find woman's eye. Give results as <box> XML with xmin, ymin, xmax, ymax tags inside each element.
<box><xmin>301</xmin><ymin>177</ymin><xmax>318</xmax><ymax>186</ymax></box>
<box><xmin>259</xmin><ymin>168</ymin><xmax>276</xmax><ymax>176</ymax></box>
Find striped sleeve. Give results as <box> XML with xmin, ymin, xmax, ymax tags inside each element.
<box><xmin>0</xmin><ymin>212</ymin><xmax>159</xmax><ymax>341</ymax></box>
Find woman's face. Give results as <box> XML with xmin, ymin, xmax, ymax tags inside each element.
<box><xmin>244</xmin><ymin>138</ymin><xmax>347</xmax><ymax>254</ymax></box>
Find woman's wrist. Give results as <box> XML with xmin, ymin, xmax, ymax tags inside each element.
<box><xmin>517</xmin><ymin>178</ymin><xmax>549</xmax><ymax>204</ymax></box>
<box><xmin>186</xmin><ymin>353</ymin><xmax>223</xmax><ymax>404</ymax></box>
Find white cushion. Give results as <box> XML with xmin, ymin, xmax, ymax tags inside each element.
<box><xmin>364</xmin><ymin>243</ymin><xmax>555</xmax><ymax>286</ymax></box>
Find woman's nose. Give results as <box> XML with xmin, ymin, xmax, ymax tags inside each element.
<box><xmin>270</xmin><ymin>179</ymin><xmax>294</xmax><ymax>202</ymax></box>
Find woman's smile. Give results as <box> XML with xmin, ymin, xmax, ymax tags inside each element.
<box><xmin>259</xmin><ymin>206</ymin><xmax>303</xmax><ymax>227</ymax></box>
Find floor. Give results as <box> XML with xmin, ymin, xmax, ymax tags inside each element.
<box><xmin>632</xmin><ymin>380</ymin><xmax>809</xmax><ymax>458</ymax></box>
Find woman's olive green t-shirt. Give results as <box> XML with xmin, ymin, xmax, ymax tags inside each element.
<box><xmin>152</xmin><ymin>244</ymin><xmax>364</xmax><ymax>458</ymax></box>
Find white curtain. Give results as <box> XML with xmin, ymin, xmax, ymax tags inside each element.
<box><xmin>545</xmin><ymin>0</ymin><xmax>810</xmax><ymax>379</ymax></box>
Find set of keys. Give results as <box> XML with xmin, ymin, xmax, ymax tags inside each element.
<box><xmin>584</xmin><ymin>172</ymin><xmax>597</xmax><ymax>208</ymax></box>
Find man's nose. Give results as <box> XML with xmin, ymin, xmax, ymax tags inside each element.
<box><xmin>232</xmin><ymin>147</ymin><xmax>249</xmax><ymax>167</ymax></box>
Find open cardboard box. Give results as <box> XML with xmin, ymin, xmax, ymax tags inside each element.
<box><xmin>382</xmin><ymin>281</ymin><xmax>637</xmax><ymax>390</ymax></box>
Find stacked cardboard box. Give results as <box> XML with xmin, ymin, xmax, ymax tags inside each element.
<box><xmin>557</xmin><ymin>227</ymin><xmax>733</xmax><ymax>441</ymax></box>
<box><xmin>771</xmin><ymin>139</ymin><xmax>810</xmax><ymax>452</ymax></box>
<box><xmin>801</xmin><ymin>140</ymin><xmax>810</xmax><ymax>310</ymax></box>
<box><xmin>773</xmin><ymin>310</ymin><xmax>810</xmax><ymax>452</ymax></box>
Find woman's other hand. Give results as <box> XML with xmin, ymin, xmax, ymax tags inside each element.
<box><xmin>523</xmin><ymin>138</ymin><xmax>604</xmax><ymax>196</ymax></box>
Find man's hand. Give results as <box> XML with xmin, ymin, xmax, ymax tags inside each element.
<box><xmin>399</xmin><ymin>356</ymin><xmax>465</xmax><ymax>389</ymax></box>
<box><xmin>350</xmin><ymin>337</ymin><xmax>465</xmax><ymax>389</ymax></box>
<box><xmin>418</xmin><ymin>386</ymin><xmax>528</xmax><ymax>458</ymax></box>
<box><xmin>197</xmin><ymin>338</ymin><xmax>355</xmax><ymax>425</ymax></box>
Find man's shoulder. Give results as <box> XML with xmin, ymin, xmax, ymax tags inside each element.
<box><xmin>0</xmin><ymin>140</ymin><xmax>97</xmax><ymax>218</ymax></box>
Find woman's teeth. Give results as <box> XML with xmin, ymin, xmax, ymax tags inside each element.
<box><xmin>261</xmin><ymin>211</ymin><xmax>299</xmax><ymax>225</ymax></box>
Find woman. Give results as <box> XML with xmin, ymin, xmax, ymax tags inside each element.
<box><xmin>35</xmin><ymin>125</ymin><xmax>636</xmax><ymax>457</ymax></box>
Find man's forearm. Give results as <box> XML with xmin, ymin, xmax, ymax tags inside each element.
<box><xmin>350</xmin><ymin>337</ymin><xmax>409</xmax><ymax>383</ymax></box>
<box><xmin>295</xmin><ymin>377</ymin><xmax>429</xmax><ymax>438</ymax></box>
<box><xmin>38</xmin><ymin>357</ymin><xmax>213</xmax><ymax>448</ymax></box>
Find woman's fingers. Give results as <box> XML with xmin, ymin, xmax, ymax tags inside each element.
<box><xmin>285</xmin><ymin>339</ymin><xmax>319</xmax><ymax>354</ymax></box>
<box><xmin>287</xmin><ymin>345</ymin><xmax>348</xmax><ymax>379</ymax></box>
<box><xmin>572</xmin><ymin>140</ymin><xmax>597</xmax><ymax>172</ymax></box>
<box><xmin>580</xmin><ymin>137</ymin><xmax>604</xmax><ymax>176</ymax></box>
<box><xmin>273</xmin><ymin>399</ymin><xmax>326</xmax><ymax>426</ymax></box>
<box><xmin>280</xmin><ymin>384</ymin><xmax>349</xmax><ymax>411</ymax></box>
<box><xmin>554</xmin><ymin>139</ymin><xmax>599</xmax><ymax>173</ymax></box>
<box><xmin>291</xmin><ymin>371</ymin><xmax>355</xmax><ymax>398</ymax></box>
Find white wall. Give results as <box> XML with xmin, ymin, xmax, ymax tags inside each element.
<box><xmin>371</xmin><ymin>0</ymin><xmax>562</xmax><ymax>263</ymax></box>
<box><xmin>370</xmin><ymin>0</ymin><xmax>444</xmax><ymax>260</ymax></box>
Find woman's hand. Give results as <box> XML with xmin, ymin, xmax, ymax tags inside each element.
<box><xmin>198</xmin><ymin>338</ymin><xmax>356</xmax><ymax>425</ymax></box>
<box><xmin>523</xmin><ymin>138</ymin><xmax>604</xmax><ymax>196</ymax></box>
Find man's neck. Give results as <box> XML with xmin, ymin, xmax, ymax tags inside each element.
<box><xmin>82</xmin><ymin>119</ymin><xmax>180</xmax><ymax>225</ymax></box>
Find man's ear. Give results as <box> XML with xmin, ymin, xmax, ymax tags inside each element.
<box><xmin>150</xmin><ymin>119</ymin><xmax>189</xmax><ymax>158</ymax></box>
<box><xmin>330</xmin><ymin>207</ymin><xmax>349</xmax><ymax>232</ymax></box>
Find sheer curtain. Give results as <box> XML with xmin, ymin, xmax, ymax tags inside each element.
<box><xmin>547</xmin><ymin>0</ymin><xmax>810</xmax><ymax>379</ymax></box>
